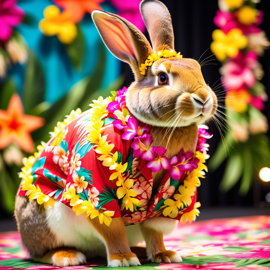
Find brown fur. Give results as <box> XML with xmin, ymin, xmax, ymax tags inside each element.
<box><xmin>14</xmin><ymin>196</ymin><xmax>59</xmax><ymax>258</ymax></box>
<box><xmin>140</xmin><ymin>224</ymin><xmax>179</xmax><ymax>262</ymax></box>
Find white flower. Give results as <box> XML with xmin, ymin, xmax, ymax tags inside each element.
<box><xmin>88</xmin><ymin>187</ymin><xmax>99</xmax><ymax>207</ymax></box>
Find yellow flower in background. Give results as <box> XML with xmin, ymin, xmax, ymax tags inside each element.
<box><xmin>226</xmin><ymin>89</ymin><xmax>250</xmax><ymax>113</ymax></box>
<box><xmin>224</xmin><ymin>0</ymin><xmax>245</xmax><ymax>10</ymax></box>
<box><xmin>211</xmin><ymin>29</ymin><xmax>248</xmax><ymax>61</ymax></box>
<box><xmin>237</xmin><ymin>6</ymin><xmax>257</xmax><ymax>25</ymax></box>
<box><xmin>39</xmin><ymin>5</ymin><xmax>77</xmax><ymax>44</ymax></box>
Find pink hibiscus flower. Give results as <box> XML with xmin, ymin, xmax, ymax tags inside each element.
<box><xmin>0</xmin><ymin>0</ymin><xmax>25</xmax><ymax>42</ymax></box>
<box><xmin>214</xmin><ymin>10</ymin><xmax>263</xmax><ymax>35</ymax></box>
<box><xmin>223</xmin><ymin>51</ymin><xmax>257</xmax><ymax>90</ymax></box>
<box><xmin>146</xmin><ymin>147</ymin><xmax>170</xmax><ymax>172</ymax></box>
<box><xmin>108</xmin><ymin>0</ymin><xmax>145</xmax><ymax>32</ymax></box>
<box><xmin>170</xmin><ymin>149</ymin><xmax>199</xmax><ymax>180</ymax></box>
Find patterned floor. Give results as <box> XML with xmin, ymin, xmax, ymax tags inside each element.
<box><xmin>0</xmin><ymin>216</ymin><xmax>270</xmax><ymax>269</ymax></box>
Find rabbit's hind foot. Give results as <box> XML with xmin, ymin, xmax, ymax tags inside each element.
<box><xmin>108</xmin><ymin>252</ymin><xmax>141</xmax><ymax>267</ymax></box>
<box><xmin>151</xmin><ymin>250</ymin><xmax>182</xmax><ymax>263</ymax></box>
<box><xmin>34</xmin><ymin>248</ymin><xmax>87</xmax><ymax>266</ymax></box>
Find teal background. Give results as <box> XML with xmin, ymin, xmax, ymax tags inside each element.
<box><xmin>11</xmin><ymin>0</ymin><xmax>120</xmax><ymax>103</ymax></box>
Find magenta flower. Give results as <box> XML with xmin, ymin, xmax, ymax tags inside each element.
<box><xmin>116</xmin><ymin>86</ymin><xmax>127</xmax><ymax>97</ymax></box>
<box><xmin>113</xmin><ymin>119</ymin><xmax>126</xmax><ymax>130</ymax></box>
<box><xmin>146</xmin><ymin>147</ymin><xmax>170</xmax><ymax>172</ymax></box>
<box><xmin>0</xmin><ymin>0</ymin><xmax>24</xmax><ymax>42</ymax></box>
<box><xmin>249</xmin><ymin>95</ymin><xmax>265</xmax><ymax>111</ymax></box>
<box><xmin>131</xmin><ymin>134</ymin><xmax>155</xmax><ymax>161</ymax></box>
<box><xmin>223</xmin><ymin>51</ymin><xmax>257</xmax><ymax>90</ymax></box>
<box><xmin>137</xmin><ymin>124</ymin><xmax>150</xmax><ymax>137</ymax></box>
<box><xmin>197</xmin><ymin>125</ymin><xmax>212</xmax><ymax>154</ymax></box>
<box><xmin>109</xmin><ymin>0</ymin><xmax>145</xmax><ymax>32</ymax></box>
<box><xmin>170</xmin><ymin>150</ymin><xmax>199</xmax><ymax>180</ymax></box>
<box><xmin>107</xmin><ymin>101</ymin><xmax>120</xmax><ymax>113</ymax></box>
<box><xmin>214</xmin><ymin>10</ymin><xmax>263</xmax><ymax>35</ymax></box>
<box><xmin>122</xmin><ymin>117</ymin><xmax>138</xmax><ymax>140</ymax></box>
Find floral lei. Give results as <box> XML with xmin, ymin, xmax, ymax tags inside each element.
<box><xmin>19</xmin><ymin>87</ymin><xmax>211</xmax><ymax>226</ymax></box>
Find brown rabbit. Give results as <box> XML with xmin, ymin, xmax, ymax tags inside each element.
<box><xmin>15</xmin><ymin>0</ymin><xmax>217</xmax><ymax>267</ymax></box>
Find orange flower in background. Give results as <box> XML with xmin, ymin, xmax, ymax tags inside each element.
<box><xmin>0</xmin><ymin>94</ymin><xmax>44</xmax><ymax>153</ymax></box>
<box><xmin>225</xmin><ymin>89</ymin><xmax>250</xmax><ymax>113</ymax></box>
<box><xmin>53</xmin><ymin>0</ymin><xmax>105</xmax><ymax>23</ymax></box>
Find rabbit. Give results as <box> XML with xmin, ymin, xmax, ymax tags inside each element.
<box><xmin>15</xmin><ymin>0</ymin><xmax>217</xmax><ymax>267</ymax></box>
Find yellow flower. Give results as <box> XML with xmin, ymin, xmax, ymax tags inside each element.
<box><xmin>109</xmin><ymin>163</ymin><xmax>128</xmax><ymax>181</ymax></box>
<box><xmin>73</xmin><ymin>175</ymin><xmax>88</xmax><ymax>193</ymax></box>
<box><xmin>121</xmin><ymin>195</ymin><xmax>140</xmax><ymax>212</ymax></box>
<box><xmin>116</xmin><ymin>179</ymin><xmax>136</xmax><ymax>199</ymax></box>
<box><xmin>238</xmin><ymin>6</ymin><xmax>257</xmax><ymax>25</ymax></box>
<box><xmin>163</xmin><ymin>199</ymin><xmax>179</xmax><ymax>218</ymax></box>
<box><xmin>211</xmin><ymin>29</ymin><xmax>248</xmax><ymax>61</ymax></box>
<box><xmin>180</xmin><ymin>202</ymin><xmax>201</xmax><ymax>224</ymax></box>
<box><xmin>95</xmin><ymin>141</ymin><xmax>115</xmax><ymax>157</ymax></box>
<box><xmin>99</xmin><ymin>151</ymin><xmax>118</xmax><ymax>167</ymax></box>
<box><xmin>98</xmin><ymin>210</ymin><xmax>114</xmax><ymax>226</ymax></box>
<box><xmin>28</xmin><ymin>185</ymin><xmax>54</xmax><ymax>209</ymax></box>
<box><xmin>63</xmin><ymin>185</ymin><xmax>82</xmax><ymax>206</ymax></box>
<box><xmin>174</xmin><ymin>186</ymin><xmax>194</xmax><ymax>209</ymax></box>
<box><xmin>226</xmin><ymin>89</ymin><xmax>250</xmax><ymax>113</ymax></box>
<box><xmin>224</xmin><ymin>0</ymin><xmax>245</xmax><ymax>10</ymax></box>
<box><xmin>64</xmin><ymin>109</ymin><xmax>82</xmax><ymax>124</ymax></box>
<box><xmin>39</xmin><ymin>5</ymin><xmax>77</xmax><ymax>44</ymax></box>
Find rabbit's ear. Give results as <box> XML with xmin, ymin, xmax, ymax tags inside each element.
<box><xmin>140</xmin><ymin>0</ymin><xmax>174</xmax><ymax>52</ymax></box>
<box><xmin>92</xmin><ymin>10</ymin><xmax>153</xmax><ymax>81</ymax></box>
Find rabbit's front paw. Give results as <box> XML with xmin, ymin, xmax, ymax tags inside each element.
<box><xmin>51</xmin><ymin>249</ymin><xmax>87</xmax><ymax>266</ymax></box>
<box><xmin>151</xmin><ymin>250</ymin><xmax>182</xmax><ymax>263</ymax></box>
<box><xmin>108</xmin><ymin>252</ymin><xmax>141</xmax><ymax>267</ymax></box>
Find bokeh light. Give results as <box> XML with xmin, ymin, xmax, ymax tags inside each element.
<box><xmin>259</xmin><ymin>167</ymin><xmax>270</xmax><ymax>182</ymax></box>
<box><xmin>266</xmin><ymin>193</ymin><xmax>270</xmax><ymax>203</ymax></box>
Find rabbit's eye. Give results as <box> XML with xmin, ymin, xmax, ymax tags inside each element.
<box><xmin>158</xmin><ymin>72</ymin><xmax>169</xmax><ymax>85</ymax></box>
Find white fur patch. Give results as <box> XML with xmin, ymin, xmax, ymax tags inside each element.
<box><xmin>46</xmin><ymin>201</ymin><xmax>144</xmax><ymax>261</ymax></box>
<box><xmin>51</xmin><ymin>251</ymin><xmax>86</xmax><ymax>266</ymax></box>
<box><xmin>142</xmin><ymin>217</ymin><xmax>177</xmax><ymax>235</ymax></box>
<box><xmin>46</xmin><ymin>200</ymin><xmax>106</xmax><ymax>258</ymax></box>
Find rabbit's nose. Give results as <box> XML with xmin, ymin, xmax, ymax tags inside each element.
<box><xmin>191</xmin><ymin>94</ymin><xmax>210</xmax><ymax>109</ymax></box>
<box><xmin>191</xmin><ymin>94</ymin><xmax>210</xmax><ymax>107</ymax></box>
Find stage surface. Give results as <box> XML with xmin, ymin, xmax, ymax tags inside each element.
<box><xmin>0</xmin><ymin>216</ymin><xmax>269</xmax><ymax>269</ymax></box>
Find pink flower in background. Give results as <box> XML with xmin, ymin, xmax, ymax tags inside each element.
<box><xmin>214</xmin><ymin>10</ymin><xmax>263</xmax><ymax>35</ymax></box>
<box><xmin>223</xmin><ymin>51</ymin><xmax>257</xmax><ymax>90</ymax></box>
<box><xmin>109</xmin><ymin>0</ymin><xmax>145</xmax><ymax>32</ymax></box>
<box><xmin>249</xmin><ymin>95</ymin><xmax>265</xmax><ymax>111</ymax></box>
<box><xmin>0</xmin><ymin>0</ymin><xmax>25</xmax><ymax>42</ymax></box>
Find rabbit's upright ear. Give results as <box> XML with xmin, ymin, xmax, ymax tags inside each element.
<box><xmin>140</xmin><ymin>0</ymin><xmax>174</xmax><ymax>52</ymax></box>
<box><xmin>92</xmin><ymin>10</ymin><xmax>153</xmax><ymax>81</ymax></box>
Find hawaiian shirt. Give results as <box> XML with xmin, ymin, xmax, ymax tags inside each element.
<box><xmin>18</xmin><ymin>109</ymin><xmax>198</xmax><ymax>226</ymax></box>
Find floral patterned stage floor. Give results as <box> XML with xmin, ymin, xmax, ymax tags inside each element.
<box><xmin>0</xmin><ymin>216</ymin><xmax>270</xmax><ymax>269</ymax></box>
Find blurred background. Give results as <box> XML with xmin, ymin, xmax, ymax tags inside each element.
<box><xmin>0</xmin><ymin>0</ymin><xmax>270</xmax><ymax>231</ymax></box>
